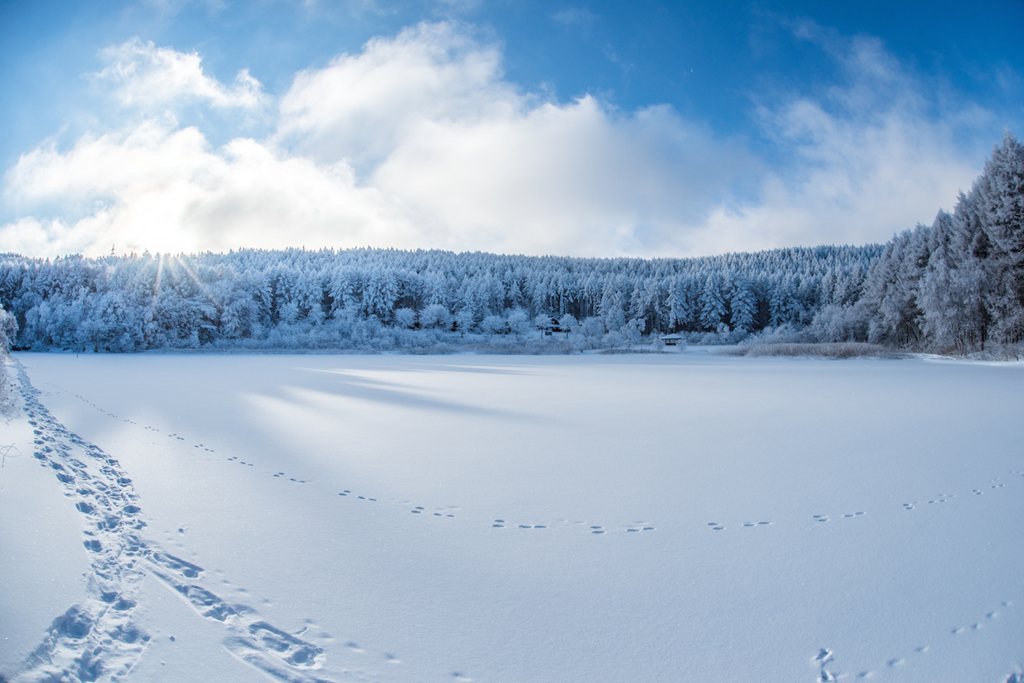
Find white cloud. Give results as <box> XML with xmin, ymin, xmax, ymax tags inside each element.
<box><xmin>2</xmin><ymin>121</ymin><xmax>411</xmax><ymax>256</ymax></box>
<box><xmin>371</xmin><ymin>97</ymin><xmax>755</xmax><ymax>255</ymax></box>
<box><xmin>0</xmin><ymin>20</ymin><xmax>1003</xmax><ymax>259</ymax></box>
<box><xmin>97</xmin><ymin>37</ymin><xmax>268</xmax><ymax>111</ymax></box>
<box><xmin>688</xmin><ymin>25</ymin><xmax>990</xmax><ymax>254</ymax></box>
<box><xmin>277</xmin><ymin>22</ymin><xmax>517</xmax><ymax>168</ymax></box>
<box><xmin>272</xmin><ymin>21</ymin><xmax>756</xmax><ymax>255</ymax></box>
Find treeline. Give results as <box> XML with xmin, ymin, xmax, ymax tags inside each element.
<box><xmin>0</xmin><ymin>133</ymin><xmax>1018</xmax><ymax>355</ymax></box>
<box><xmin>814</xmin><ymin>132</ymin><xmax>1024</xmax><ymax>354</ymax></box>
<box><xmin>0</xmin><ymin>242</ymin><xmax>878</xmax><ymax>352</ymax></box>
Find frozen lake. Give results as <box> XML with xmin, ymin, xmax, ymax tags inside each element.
<box><xmin>2</xmin><ymin>352</ymin><xmax>1023</xmax><ymax>682</ymax></box>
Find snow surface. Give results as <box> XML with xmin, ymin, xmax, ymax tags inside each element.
<box><xmin>2</xmin><ymin>352</ymin><xmax>1023</xmax><ymax>682</ymax></box>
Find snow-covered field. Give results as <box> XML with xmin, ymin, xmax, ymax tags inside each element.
<box><xmin>1</xmin><ymin>352</ymin><xmax>1023</xmax><ymax>682</ymax></box>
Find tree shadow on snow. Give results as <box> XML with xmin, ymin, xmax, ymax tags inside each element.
<box><xmin>271</xmin><ymin>367</ymin><xmax>538</xmax><ymax>421</ymax></box>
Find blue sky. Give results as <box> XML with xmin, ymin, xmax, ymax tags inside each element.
<box><xmin>1</xmin><ymin>0</ymin><xmax>1021</xmax><ymax>258</ymax></box>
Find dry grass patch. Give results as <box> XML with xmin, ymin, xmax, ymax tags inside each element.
<box><xmin>724</xmin><ymin>342</ymin><xmax>898</xmax><ymax>359</ymax></box>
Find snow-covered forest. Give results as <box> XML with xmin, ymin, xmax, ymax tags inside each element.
<box><xmin>0</xmin><ymin>133</ymin><xmax>1021</xmax><ymax>355</ymax></box>
<box><xmin>813</xmin><ymin>132</ymin><xmax>1024</xmax><ymax>353</ymax></box>
<box><xmin>0</xmin><ymin>245</ymin><xmax>880</xmax><ymax>352</ymax></box>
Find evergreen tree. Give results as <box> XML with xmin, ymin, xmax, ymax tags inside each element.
<box><xmin>699</xmin><ymin>274</ymin><xmax>727</xmax><ymax>331</ymax></box>
<box><xmin>727</xmin><ymin>274</ymin><xmax>756</xmax><ymax>333</ymax></box>
<box><xmin>975</xmin><ymin>132</ymin><xmax>1024</xmax><ymax>345</ymax></box>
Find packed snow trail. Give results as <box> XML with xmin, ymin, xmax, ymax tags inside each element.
<box><xmin>12</xmin><ymin>363</ymin><xmax>332</xmax><ymax>683</ymax></box>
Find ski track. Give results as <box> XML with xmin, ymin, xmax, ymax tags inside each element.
<box><xmin>24</xmin><ymin>372</ymin><xmax>1024</xmax><ymax>683</ymax></box>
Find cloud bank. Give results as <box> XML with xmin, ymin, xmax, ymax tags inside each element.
<box><xmin>0</xmin><ymin>21</ymin><xmax>999</xmax><ymax>258</ymax></box>
<box><xmin>97</xmin><ymin>37</ymin><xmax>268</xmax><ymax>111</ymax></box>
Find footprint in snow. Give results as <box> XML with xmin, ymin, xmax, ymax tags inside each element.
<box><xmin>338</xmin><ymin>490</ymin><xmax>461</xmax><ymax>519</ymax></box>
<box><xmin>407</xmin><ymin>503</ymin><xmax>455</xmax><ymax>517</ymax></box>
<box><xmin>708</xmin><ymin>521</ymin><xmax>771</xmax><ymax>531</ymax></box>
<box><xmin>491</xmin><ymin>519</ymin><xmax>652</xmax><ymax>535</ymax></box>
<box><xmin>337</xmin><ymin>490</ymin><xmax>378</xmax><ymax>502</ymax></box>
<box><xmin>20</xmin><ymin>366</ymin><xmax>340</xmax><ymax>683</ymax></box>
<box><xmin>838</xmin><ymin>601</ymin><xmax>1010</xmax><ymax>679</ymax></box>
<box><xmin>810</xmin><ymin>512</ymin><xmax>866</xmax><ymax>523</ymax></box>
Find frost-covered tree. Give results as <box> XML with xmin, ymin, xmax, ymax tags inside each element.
<box><xmin>727</xmin><ymin>274</ymin><xmax>756</xmax><ymax>333</ymax></box>
<box><xmin>480</xmin><ymin>314</ymin><xmax>506</xmax><ymax>336</ymax></box>
<box><xmin>0</xmin><ymin>304</ymin><xmax>18</xmax><ymax>417</ymax></box>
<box><xmin>623</xmin><ymin>317</ymin><xmax>645</xmax><ymax>344</ymax></box>
<box><xmin>534</xmin><ymin>313</ymin><xmax>553</xmax><ymax>332</ymax></box>
<box><xmin>558</xmin><ymin>313</ymin><xmax>578</xmax><ymax>338</ymax></box>
<box><xmin>0</xmin><ymin>241</ymin><xmax>882</xmax><ymax>351</ymax></box>
<box><xmin>668</xmin><ymin>276</ymin><xmax>697</xmax><ymax>331</ymax></box>
<box><xmin>0</xmin><ymin>305</ymin><xmax>16</xmax><ymax>355</ymax></box>
<box><xmin>975</xmin><ymin>132</ymin><xmax>1024</xmax><ymax>345</ymax></box>
<box><xmin>578</xmin><ymin>316</ymin><xmax>605</xmax><ymax>342</ymax></box>
<box><xmin>419</xmin><ymin>303</ymin><xmax>451</xmax><ymax>330</ymax></box>
<box><xmin>455</xmin><ymin>309</ymin><xmax>475</xmax><ymax>336</ymax></box>
<box><xmin>394</xmin><ymin>307</ymin><xmax>417</xmax><ymax>329</ymax></box>
<box><xmin>851</xmin><ymin>132</ymin><xmax>1023</xmax><ymax>351</ymax></box>
<box><xmin>599</xmin><ymin>285</ymin><xmax>626</xmax><ymax>332</ymax></box>
<box><xmin>699</xmin><ymin>274</ymin><xmax>727</xmax><ymax>331</ymax></box>
<box><xmin>918</xmin><ymin>210</ymin><xmax>989</xmax><ymax>352</ymax></box>
<box><xmin>857</xmin><ymin>226</ymin><xmax>931</xmax><ymax>347</ymax></box>
<box><xmin>507</xmin><ymin>309</ymin><xmax>531</xmax><ymax>337</ymax></box>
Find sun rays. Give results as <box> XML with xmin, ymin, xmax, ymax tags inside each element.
<box><xmin>148</xmin><ymin>254</ymin><xmax>221</xmax><ymax>321</ymax></box>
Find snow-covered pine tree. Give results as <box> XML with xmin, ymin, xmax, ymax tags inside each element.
<box><xmin>699</xmin><ymin>274</ymin><xmax>728</xmax><ymax>331</ymax></box>
<box><xmin>974</xmin><ymin>132</ymin><xmax>1024</xmax><ymax>345</ymax></box>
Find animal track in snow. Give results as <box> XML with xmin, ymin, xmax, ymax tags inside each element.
<box><xmin>406</xmin><ymin>504</ymin><xmax>458</xmax><ymax>518</ymax></box>
<box><xmin>834</xmin><ymin>600</ymin><xmax>1016</xmax><ymax>679</ymax></box>
<box><xmin>40</xmin><ymin>383</ymin><xmax>220</xmax><ymax>456</ymax></box>
<box><xmin>903</xmin><ymin>475</ymin><xmax>1019</xmax><ymax>512</ymax></box>
<box><xmin>40</xmin><ymin>383</ymin><xmax>339</xmax><ymax>489</ymax></box>
<box><xmin>707</xmin><ymin>520</ymin><xmax>772</xmax><ymax>531</ymax></box>
<box><xmin>951</xmin><ymin>601</ymin><xmax>1010</xmax><ymax>636</ymax></box>
<box><xmin>335</xmin><ymin>488</ymin><xmax>470</xmax><ymax>527</ymax></box>
<box><xmin>337</xmin><ymin>489</ymin><xmax>378</xmax><ymax>502</ymax></box>
<box><xmin>811</xmin><ymin>512</ymin><xmax>864</xmax><ymax>524</ymax></box>
<box><xmin>902</xmin><ymin>494</ymin><xmax>956</xmax><ymax>510</ymax></box>
<box><xmin>814</xmin><ymin>648</ymin><xmax>836</xmax><ymax>681</ymax></box>
<box><xmin>708</xmin><ymin>467</ymin><xmax>1021</xmax><ymax>542</ymax></box>
<box><xmin>820</xmin><ymin>643</ymin><xmax>928</xmax><ymax>680</ymax></box>
<box><xmin>38</xmin><ymin>378</ymin><xmax>656</xmax><ymax>544</ymax></box>
<box><xmin>702</xmin><ymin>461</ymin><xmax>1024</xmax><ymax>544</ymax></box>
<box><xmin>334</xmin><ymin>484</ymin><xmax>654</xmax><ymax>537</ymax></box>
<box><xmin>488</xmin><ymin>519</ymin><xmax>656</xmax><ymax>535</ymax></box>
